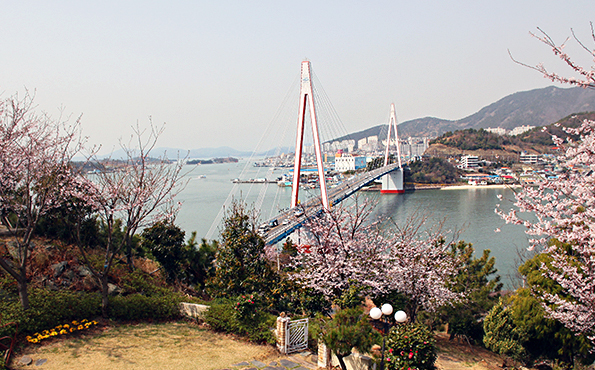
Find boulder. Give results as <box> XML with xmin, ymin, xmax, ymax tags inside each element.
<box><xmin>78</xmin><ymin>266</ymin><xmax>93</xmax><ymax>277</ymax></box>
<box><xmin>51</xmin><ymin>261</ymin><xmax>68</xmax><ymax>277</ymax></box>
<box><xmin>108</xmin><ymin>283</ymin><xmax>121</xmax><ymax>296</ymax></box>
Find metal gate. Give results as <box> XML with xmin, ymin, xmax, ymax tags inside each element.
<box><xmin>285</xmin><ymin>318</ymin><xmax>309</xmax><ymax>354</ymax></box>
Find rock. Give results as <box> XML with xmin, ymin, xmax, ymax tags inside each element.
<box><xmin>35</xmin><ymin>358</ymin><xmax>47</xmax><ymax>366</ymax></box>
<box><xmin>51</xmin><ymin>261</ymin><xmax>68</xmax><ymax>277</ymax></box>
<box><xmin>63</xmin><ymin>270</ymin><xmax>76</xmax><ymax>281</ymax></box>
<box><xmin>45</xmin><ymin>280</ymin><xmax>59</xmax><ymax>291</ymax></box>
<box><xmin>107</xmin><ymin>283</ymin><xmax>121</xmax><ymax>296</ymax></box>
<box><xmin>82</xmin><ymin>276</ymin><xmax>98</xmax><ymax>290</ymax></box>
<box><xmin>231</xmin><ymin>361</ymin><xmax>250</xmax><ymax>367</ymax></box>
<box><xmin>78</xmin><ymin>265</ymin><xmax>93</xmax><ymax>277</ymax></box>
<box><xmin>18</xmin><ymin>356</ymin><xmax>33</xmax><ymax>365</ymax></box>
<box><xmin>250</xmin><ymin>360</ymin><xmax>266</xmax><ymax>367</ymax></box>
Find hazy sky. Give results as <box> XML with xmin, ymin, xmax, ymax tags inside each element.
<box><xmin>1</xmin><ymin>1</ymin><xmax>594</xmax><ymax>154</ymax></box>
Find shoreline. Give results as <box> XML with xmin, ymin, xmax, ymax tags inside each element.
<box><xmin>358</xmin><ymin>183</ymin><xmax>521</xmax><ymax>192</ymax></box>
<box><xmin>439</xmin><ymin>184</ymin><xmax>521</xmax><ymax>190</ymax></box>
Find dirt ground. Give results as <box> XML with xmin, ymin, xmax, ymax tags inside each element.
<box><xmin>10</xmin><ymin>321</ymin><xmax>276</xmax><ymax>370</ymax></box>
<box><xmin>10</xmin><ymin>322</ymin><xmax>506</xmax><ymax>370</ymax></box>
<box><xmin>435</xmin><ymin>332</ymin><xmax>505</xmax><ymax>370</ymax></box>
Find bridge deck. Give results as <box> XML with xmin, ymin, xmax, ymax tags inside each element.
<box><xmin>263</xmin><ymin>163</ymin><xmax>401</xmax><ymax>245</ymax></box>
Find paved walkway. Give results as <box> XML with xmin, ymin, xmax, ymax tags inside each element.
<box><xmin>222</xmin><ymin>351</ymin><xmax>318</xmax><ymax>370</ymax></box>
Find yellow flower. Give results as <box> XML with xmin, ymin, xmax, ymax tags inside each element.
<box><xmin>60</xmin><ymin>329</ymin><xmax>67</xmax><ymax>335</ymax></box>
<box><xmin>78</xmin><ymin>325</ymin><xmax>84</xmax><ymax>330</ymax></box>
<box><xmin>64</xmin><ymin>324</ymin><xmax>70</xmax><ymax>328</ymax></box>
<box><xmin>72</xmin><ymin>320</ymin><xmax>79</xmax><ymax>326</ymax></box>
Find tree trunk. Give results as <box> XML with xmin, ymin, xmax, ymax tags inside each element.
<box><xmin>101</xmin><ymin>276</ymin><xmax>109</xmax><ymax>318</ymax></box>
<box><xmin>17</xmin><ymin>275</ymin><xmax>30</xmax><ymax>310</ymax></box>
<box><xmin>336</xmin><ymin>354</ymin><xmax>347</xmax><ymax>370</ymax></box>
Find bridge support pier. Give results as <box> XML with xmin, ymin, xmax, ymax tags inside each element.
<box><xmin>381</xmin><ymin>169</ymin><xmax>404</xmax><ymax>194</ymax></box>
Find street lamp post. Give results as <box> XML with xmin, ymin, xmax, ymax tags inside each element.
<box><xmin>370</xmin><ymin>304</ymin><xmax>407</xmax><ymax>370</ymax></box>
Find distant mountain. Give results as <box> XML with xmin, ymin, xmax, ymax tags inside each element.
<box><xmin>333</xmin><ymin>86</ymin><xmax>595</xmax><ymax>144</ymax></box>
<box><xmin>98</xmin><ymin>146</ymin><xmax>293</xmax><ymax>160</ymax></box>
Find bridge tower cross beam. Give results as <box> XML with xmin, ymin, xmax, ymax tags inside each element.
<box><xmin>291</xmin><ymin>61</ymin><xmax>330</xmax><ymax>210</ymax></box>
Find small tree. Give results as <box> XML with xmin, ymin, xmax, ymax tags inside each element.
<box><xmin>75</xmin><ymin>123</ymin><xmax>187</xmax><ymax>317</ymax></box>
<box><xmin>0</xmin><ymin>93</ymin><xmax>85</xmax><ymax>310</ymax></box>
<box><xmin>141</xmin><ymin>220</ymin><xmax>186</xmax><ymax>284</ymax></box>
<box><xmin>319</xmin><ymin>307</ymin><xmax>378</xmax><ymax>370</ymax></box>
<box><xmin>207</xmin><ymin>200</ymin><xmax>277</xmax><ymax>300</ymax></box>
<box><xmin>441</xmin><ymin>241</ymin><xmax>502</xmax><ymax>342</ymax></box>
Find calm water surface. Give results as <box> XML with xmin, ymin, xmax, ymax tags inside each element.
<box><xmin>176</xmin><ymin>160</ymin><xmax>529</xmax><ymax>288</ymax></box>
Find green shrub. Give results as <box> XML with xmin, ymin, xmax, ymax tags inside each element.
<box><xmin>483</xmin><ymin>299</ymin><xmax>527</xmax><ymax>363</ymax></box>
<box><xmin>119</xmin><ymin>269</ymin><xmax>170</xmax><ymax>296</ymax></box>
<box><xmin>203</xmin><ymin>295</ymin><xmax>275</xmax><ymax>344</ymax></box>
<box><xmin>203</xmin><ymin>299</ymin><xmax>238</xmax><ymax>333</ymax></box>
<box><xmin>384</xmin><ymin>323</ymin><xmax>436</xmax><ymax>370</ymax></box>
<box><xmin>108</xmin><ymin>293</ymin><xmax>182</xmax><ymax>321</ymax></box>
<box><xmin>0</xmin><ymin>289</ymin><xmax>101</xmax><ymax>337</ymax></box>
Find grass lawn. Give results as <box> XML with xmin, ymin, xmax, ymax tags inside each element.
<box><xmin>12</xmin><ymin>321</ymin><xmax>276</xmax><ymax>370</ymax></box>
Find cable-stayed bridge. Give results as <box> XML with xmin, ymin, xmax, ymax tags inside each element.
<box><xmin>206</xmin><ymin>60</ymin><xmax>404</xmax><ymax>244</ymax></box>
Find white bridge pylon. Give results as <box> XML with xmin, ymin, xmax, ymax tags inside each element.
<box><xmin>381</xmin><ymin>103</ymin><xmax>404</xmax><ymax>194</ymax></box>
<box><xmin>291</xmin><ymin>60</ymin><xmax>330</xmax><ymax>210</ymax></box>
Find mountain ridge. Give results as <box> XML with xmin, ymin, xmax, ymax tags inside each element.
<box><xmin>332</xmin><ymin>85</ymin><xmax>595</xmax><ymax>144</ymax></box>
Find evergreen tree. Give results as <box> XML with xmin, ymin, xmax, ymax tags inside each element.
<box><xmin>207</xmin><ymin>200</ymin><xmax>277</xmax><ymax>298</ymax></box>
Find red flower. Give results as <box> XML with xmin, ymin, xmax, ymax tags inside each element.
<box><xmin>408</xmin><ymin>352</ymin><xmax>413</xmax><ymax>359</ymax></box>
<box><xmin>388</xmin><ymin>349</ymin><xmax>393</xmax><ymax>353</ymax></box>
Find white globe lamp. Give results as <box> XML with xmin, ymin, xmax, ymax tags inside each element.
<box><xmin>394</xmin><ymin>310</ymin><xmax>407</xmax><ymax>323</ymax></box>
<box><xmin>381</xmin><ymin>303</ymin><xmax>393</xmax><ymax>316</ymax></box>
<box><xmin>369</xmin><ymin>307</ymin><xmax>382</xmax><ymax>320</ymax></box>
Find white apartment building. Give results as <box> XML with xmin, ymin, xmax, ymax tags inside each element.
<box><xmin>460</xmin><ymin>155</ymin><xmax>479</xmax><ymax>169</ymax></box>
<box><xmin>486</xmin><ymin>127</ymin><xmax>507</xmax><ymax>136</ymax></box>
<box><xmin>509</xmin><ymin>125</ymin><xmax>535</xmax><ymax>136</ymax></box>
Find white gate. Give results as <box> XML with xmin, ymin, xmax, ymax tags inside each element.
<box><xmin>283</xmin><ymin>318</ymin><xmax>309</xmax><ymax>354</ymax></box>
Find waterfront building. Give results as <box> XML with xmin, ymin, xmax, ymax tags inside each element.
<box><xmin>335</xmin><ymin>153</ymin><xmax>367</xmax><ymax>172</ymax></box>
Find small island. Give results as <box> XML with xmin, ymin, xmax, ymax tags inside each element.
<box><xmin>187</xmin><ymin>157</ymin><xmax>239</xmax><ymax>165</ymax></box>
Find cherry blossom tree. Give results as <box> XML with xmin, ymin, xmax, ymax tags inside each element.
<box><xmin>498</xmin><ymin>23</ymin><xmax>595</xmax><ymax>344</ymax></box>
<box><xmin>75</xmin><ymin>123</ymin><xmax>188</xmax><ymax>317</ymax></box>
<box><xmin>288</xmin><ymin>197</ymin><xmax>392</xmax><ymax>305</ymax></box>
<box><xmin>385</xmin><ymin>211</ymin><xmax>464</xmax><ymax>321</ymax></box>
<box><xmin>0</xmin><ymin>93</ymin><xmax>85</xmax><ymax>310</ymax></box>
<box><xmin>289</xmin><ymin>198</ymin><xmax>463</xmax><ymax>318</ymax></box>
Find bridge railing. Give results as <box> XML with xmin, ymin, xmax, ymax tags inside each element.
<box><xmin>264</xmin><ymin>163</ymin><xmax>401</xmax><ymax>245</ymax></box>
